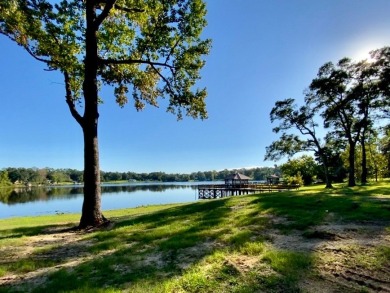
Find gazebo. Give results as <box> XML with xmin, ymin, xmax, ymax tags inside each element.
<box><xmin>224</xmin><ymin>172</ymin><xmax>251</xmax><ymax>186</ymax></box>
<box><xmin>266</xmin><ymin>174</ymin><xmax>280</xmax><ymax>184</ymax></box>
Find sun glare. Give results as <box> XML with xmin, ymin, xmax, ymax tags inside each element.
<box><xmin>351</xmin><ymin>47</ymin><xmax>373</xmax><ymax>62</ymax></box>
<box><xmin>348</xmin><ymin>42</ymin><xmax>385</xmax><ymax>63</ymax></box>
<box><xmin>343</xmin><ymin>33</ymin><xmax>390</xmax><ymax>63</ymax></box>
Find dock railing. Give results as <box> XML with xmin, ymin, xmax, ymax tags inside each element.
<box><xmin>198</xmin><ymin>182</ymin><xmax>300</xmax><ymax>190</ymax></box>
<box><xmin>197</xmin><ymin>182</ymin><xmax>300</xmax><ymax>199</ymax></box>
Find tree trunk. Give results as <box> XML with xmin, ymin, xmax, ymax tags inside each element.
<box><xmin>323</xmin><ymin>164</ymin><xmax>333</xmax><ymax>188</ymax></box>
<box><xmin>78</xmin><ymin>0</ymin><xmax>106</xmax><ymax>228</ymax></box>
<box><xmin>79</xmin><ymin>121</ymin><xmax>106</xmax><ymax>228</ymax></box>
<box><xmin>348</xmin><ymin>141</ymin><xmax>356</xmax><ymax>187</ymax></box>
<box><xmin>361</xmin><ymin>134</ymin><xmax>368</xmax><ymax>185</ymax></box>
<box><xmin>317</xmin><ymin>149</ymin><xmax>333</xmax><ymax>188</ymax></box>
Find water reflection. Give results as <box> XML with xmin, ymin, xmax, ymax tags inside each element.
<box><xmin>0</xmin><ymin>183</ymin><xmax>197</xmax><ymax>205</ymax></box>
<box><xmin>101</xmin><ymin>183</ymin><xmax>197</xmax><ymax>194</ymax></box>
<box><xmin>0</xmin><ymin>183</ymin><xmax>201</xmax><ymax>218</ymax></box>
<box><xmin>0</xmin><ymin>186</ymin><xmax>83</xmax><ymax>204</ymax></box>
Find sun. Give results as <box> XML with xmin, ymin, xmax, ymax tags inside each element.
<box><xmin>346</xmin><ymin>37</ymin><xmax>389</xmax><ymax>63</ymax></box>
<box><xmin>344</xmin><ymin>32</ymin><xmax>390</xmax><ymax>62</ymax></box>
<box><xmin>350</xmin><ymin>47</ymin><xmax>374</xmax><ymax>62</ymax></box>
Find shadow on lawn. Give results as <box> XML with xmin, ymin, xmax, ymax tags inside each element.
<box><xmin>251</xmin><ymin>186</ymin><xmax>390</xmax><ymax>229</ymax></box>
<box><xmin>247</xmin><ymin>186</ymin><xmax>390</xmax><ymax>291</ymax></box>
<box><xmin>2</xmin><ymin>184</ymin><xmax>389</xmax><ymax>292</ymax></box>
<box><xmin>0</xmin><ymin>224</ymin><xmax>71</xmax><ymax>240</ymax></box>
<box><xmin>1</xmin><ymin>199</ymin><xmax>238</xmax><ymax>292</ymax></box>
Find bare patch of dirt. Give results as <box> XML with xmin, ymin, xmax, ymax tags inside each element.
<box><xmin>226</xmin><ymin>255</ymin><xmax>259</xmax><ymax>273</ymax></box>
<box><xmin>0</xmin><ymin>229</ymin><xmax>98</xmax><ymax>290</ymax></box>
<box><xmin>175</xmin><ymin>241</ymin><xmax>216</xmax><ymax>270</ymax></box>
<box><xmin>1</xmin><ymin>215</ymin><xmax>389</xmax><ymax>292</ymax></box>
<box><xmin>141</xmin><ymin>251</ymin><xmax>166</xmax><ymax>268</ymax></box>
<box><xmin>266</xmin><ymin>215</ymin><xmax>390</xmax><ymax>292</ymax></box>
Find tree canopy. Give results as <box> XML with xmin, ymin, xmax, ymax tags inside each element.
<box><xmin>265</xmin><ymin>98</ymin><xmax>335</xmax><ymax>188</ymax></box>
<box><xmin>266</xmin><ymin>47</ymin><xmax>390</xmax><ymax>188</ymax></box>
<box><xmin>0</xmin><ymin>0</ymin><xmax>211</xmax><ymax>227</ymax></box>
<box><xmin>0</xmin><ymin>0</ymin><xmax>211</xmax><ymax>118</ymax></box>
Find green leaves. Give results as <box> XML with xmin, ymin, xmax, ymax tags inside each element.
<box><xmin>1</xmin><ymin>0</ymin><xmax>211</xmax><ymax>119</ymax></box>
<box><xmin>265</xmin><ymin>134</ymin><xmax>306</xmax><ymax>161</ymax></box>
<box><xmin>97</xmin><ymin>0</ymin><xmax>211</xmax><ymax>119</ymax></box>
<box><xmin>268</xmin><ymin>46</ymin><xmax>390</xmax><ymax>187</ymax></box>
<box><xmin>0</xmin><ymin>0</ymin><xmax>84</xmax><ymax>101</ymax></box>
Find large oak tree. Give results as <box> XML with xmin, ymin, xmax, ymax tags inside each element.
<box><xmin>0</xmin><ymin>0</ymin><xmax>211</xmax><ymax>228</ymax></box>
<box><xmin>309</xmin><ymin>52</ymin><xmax>389</xmax><ymax>187</ymax></box>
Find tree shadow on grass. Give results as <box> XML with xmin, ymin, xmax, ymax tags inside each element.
<box><xmin>248</xmin><ymin>187</ymin><xmax>390</xmax><ymax>292</ymax></box>
<box><xmin>77</xmin><ymin>195</ymin><xmax>317</xmax><ymax>292</ymax></box>
<box><xmin>35</xmin><ymin>195</ymin><xmax>313</xmax><ymax>292</ymax></box>
<box><xmin>251</xmin><ymin>186</ymin><xmax>390</xmax><ymax>230</ymax></box>
<box><xmin>0</xmin><ymin>224</ymin><xmax>75</xmax><ymax>240</ymax></box>
<box><xmin>3</xmin><ymin>186</ymin><xmax>388</xmax><ymax>292</ymax></box>
<box><xmin>328</xmin><ymin>183</ymin><xmax>390</xmax><ymax>197</ymax></box>
<box><xmin>0</xmin><ymin>199</ymin><xmax>237</xmax><ymax>292</ymax></box>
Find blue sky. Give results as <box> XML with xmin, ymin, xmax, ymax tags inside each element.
<box><xmin>1</xmin><ymin>0</ymin><xmax>390</xmax><ymax>173</ymax></box>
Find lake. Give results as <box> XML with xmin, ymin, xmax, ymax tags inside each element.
<box><xmin>0</xmin><ymin>182</ymin><xmax>205</xmax><ymax>219</ymax></box>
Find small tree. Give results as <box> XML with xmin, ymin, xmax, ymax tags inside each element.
<box><xmin>0</xmin><ymin>170</ymin><xmax>12</xmax><ymax>186</ymax></box>
<box><xmin>0</xmin><ymin>0</ymin><xmax>211</xmax><ymax>228</ymax></box>
<box><xmin>280</xmin><ymin>155</ymin><xmax>317</xmax><ymax>185</ymax></box>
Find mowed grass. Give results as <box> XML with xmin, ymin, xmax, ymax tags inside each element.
<box><xmin>0</xmin><ymin>182</ymin><xmax>389</xmax><ymax>292</ymax></box>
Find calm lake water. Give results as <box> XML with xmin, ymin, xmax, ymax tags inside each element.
<box><xmin>0</xmin><ymin>182</ymin><xmax>205</xmax><ymax>219</ymax></box>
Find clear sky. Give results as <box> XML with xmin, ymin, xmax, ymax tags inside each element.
<box><xmin>1</xmin><ymin>0</ymin><xmax>390</xmax><ymax>173</ymax></box>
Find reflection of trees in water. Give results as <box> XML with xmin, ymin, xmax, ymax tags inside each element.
<box><xmin>0</xmin><ymin>187</ymin><xmax>13</xmax><ymax>203</ymax></box>
<box><xmin>101</xmin><ymin>184</ymin><xmax>196</xmax><ymax>194</ymax></box>
<box><xmin>1</xmin><ymin>187</ymin><xmax>83</xmax><ymax>204</ymax></box>
<box><xmin>0</xmin><ymin>184</ymin><xmax>196</xmax><ymax>204</ymax></box>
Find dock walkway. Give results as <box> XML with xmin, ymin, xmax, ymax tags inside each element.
<box><xmin>197</xmin><ymin>183</ymin><xmax>299</xmax><ymax>199</ymax></box>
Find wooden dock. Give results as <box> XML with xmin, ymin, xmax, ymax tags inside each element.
<box><xmin>197</xmin><ymin>183</ymin><xmax>300</xmax><ymax>199</ymax></box>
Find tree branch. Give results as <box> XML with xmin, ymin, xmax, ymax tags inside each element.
<box><xmin>149</xmin><ymin>63</ymin><xmax>176</xmax><ymax>97</ymax></box>
<box><xmin>164</xmin><ymin>38</ymin><xmax>180</xmax><ymax>65</ymax></box>
<box><xmin>99</xmin><ymin>57</ymin><xmax>175</xmax><ymax>69</ymax></box>
<box><xmin>0</xmin><ymin>32</ymin><xmax>52</xmax><ymax>64</ymax></box>
<box><xmin>95</xmin><ymin>0</ymin><xmax>116</xmax><ymax>29</ymax></box>
<box><xmin>114</xmin><ymin>4</ymin><xmax>145</xmax><ymax>14</ymax></box>
<box><xmin>95</xmin><ymin>0</ymin><xmax>145</xmax><ymax>29</ymax></box>
<box><xmin>64</xmin><ymin>71</ymin><xmax>84</xmax><ymax>127</ymax></box>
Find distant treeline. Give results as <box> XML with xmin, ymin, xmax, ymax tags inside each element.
<box><xmin>0</xmin><ymin>167</ymin><xmax>279</xmax><ymax>185</ymax></box>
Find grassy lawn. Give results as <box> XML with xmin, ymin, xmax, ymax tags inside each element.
<box><xmin>0</xmin><ymin>182</ymin><xmax>389</xmax><ymax>292</ymax></box>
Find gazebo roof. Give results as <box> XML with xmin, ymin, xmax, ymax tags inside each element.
<box><xmin>225</xmin><ymin>172</ymin><xmax>251</xmax><ymax>180</ymax></box>
<box><xmin>267</xmin><ymin>174</ymin><xmax>279</xmax><ymax>178</ymax></box>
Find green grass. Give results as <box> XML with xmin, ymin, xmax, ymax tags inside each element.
<box><xmin>0</xmin><ymin>182</ymin><xmax>389</xmax><ymax>292</ymax></box>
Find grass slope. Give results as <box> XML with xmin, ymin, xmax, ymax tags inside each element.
<box><xmin>0</xmin><ymin>182</ymin><xmax>389</xmax><ymax>292</ymax></box>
